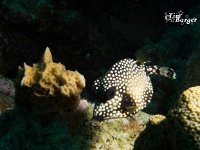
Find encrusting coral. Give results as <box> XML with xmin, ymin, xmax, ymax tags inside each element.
<box><xmin>167</xmin><ymin>86</ymin><xmax>200</xmax><ymax>150</ymax></box>
<box><xmin>15</xmin><ymin>47</ymin><xmax>86</xmax><ymax>117</ymax></box>
<box><xmin>149</xmin><ymin>114</ymin><xmax>166</xmax><ymax>125</ymax></box>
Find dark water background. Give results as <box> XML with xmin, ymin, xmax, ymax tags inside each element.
<box><xmin>0</xmin><ymin>0</ymin><xmax>200</xmax><ymax>112</ymax></box>
<box><xmin>0</xmin><ymin>1</ymin><xmax>200</xmax><ymax>149</ymax></box>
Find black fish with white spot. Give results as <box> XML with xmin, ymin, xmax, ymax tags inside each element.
<box><xmin>93</xmin><ymin>58</ymin><xmax>176</xmax><ymax>121</ymax></box>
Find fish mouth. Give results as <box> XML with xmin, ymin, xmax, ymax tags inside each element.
<box><xmin>92</xmin><ymin>115</ymin><xmax>104</xmax><ymax>122</ymax></box>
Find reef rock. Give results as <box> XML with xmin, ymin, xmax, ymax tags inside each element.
<box><xmin>0</xmin><ymin>92</ymin><xmax>15</xmax><ymax>113</ymax></box>
<box><xmin>167</xmin><ymin>86</ymin><xmax>200</xmax><ymax>150</ymax></box>
<box><xmin>66</xmin><ymin>111</ymin><xmax>151</xmax><ymax>150</ymax></box>
<box><xmin>0</xmin><ymin>76</ymin><xmax>15</xmax><ymax>97</ymax></box>
<box><xmin>134</xmin><ymin>114</ymin><xmax>167</xmax><ymax>150</ymax></box>
<box><xmin>0</xmin><ymin>76</ymin><xmax>15</xmax><ymax>113</ymax></box>
<box><xmin>16</xmin><ymin>47</ymin><xmax>85</xmax><ymax>116</ymax></box>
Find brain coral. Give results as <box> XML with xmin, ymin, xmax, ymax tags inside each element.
<box><xmin>16</xmin><ymin>47</ymin><xmax>85</xmax><ymax>115</ymax></box>
<box><xmin>167</xmin><ymin>86</ymin><xmax>200</xmax><ymax>150</ymax></box>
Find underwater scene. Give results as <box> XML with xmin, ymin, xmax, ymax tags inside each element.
<box><xmin>0</xmin><ymin>0</ymin><xmax>200</xmax><ymax>150</ymax></box>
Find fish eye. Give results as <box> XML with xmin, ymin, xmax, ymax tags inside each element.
<box><xmin>97</xmin><ymin>86</ymin><xmax>116</xmax><ymax>103</ymax></box>
<box><xmin>104</xmin><ymin>86</ymin><xmax>116</xmax><ymax>100</ymax></box>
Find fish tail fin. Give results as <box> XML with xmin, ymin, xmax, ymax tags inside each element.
<box><xmin>145</xmin><ymin>65</ymin><xmax>176</xmax><ymax>79</ymax></box>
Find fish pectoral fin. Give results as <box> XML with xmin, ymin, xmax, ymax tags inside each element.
<box><xmin>125</xmin><ymin>105</ymin><xmax>138</xmax><ymax>111</ymax></box>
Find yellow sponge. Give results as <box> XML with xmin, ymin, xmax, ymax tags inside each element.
<box><xmin>17</xmin><ymin>47</ymin><xmax>85</xmax><ymax>113</ymax></box>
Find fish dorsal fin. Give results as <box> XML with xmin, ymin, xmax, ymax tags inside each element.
<box><xmin>135</xmin><ymin>50</ymin><xmax>151</xmax><ymax>65</ymax></box>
